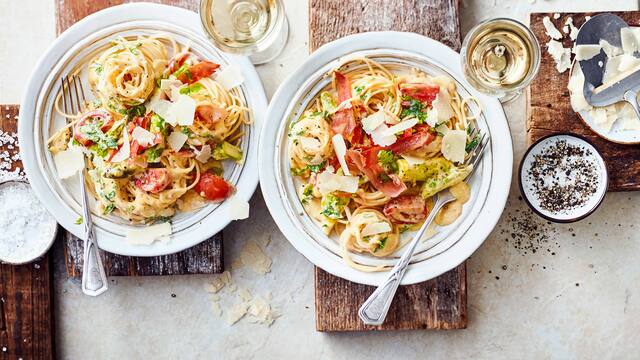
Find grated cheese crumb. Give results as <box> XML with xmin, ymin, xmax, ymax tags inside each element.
<box><xmin>236</xmin><ymin>240</ymin><xmax>272</xmax><ymax>275</ymax></box>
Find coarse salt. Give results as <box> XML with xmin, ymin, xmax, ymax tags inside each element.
<box><xmin>0</xmin><ymin>182</ymin><xmax>56</xmax><ymax>263</ymax></box>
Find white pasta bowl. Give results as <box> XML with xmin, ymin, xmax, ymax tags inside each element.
<box><xmin>259</xmin><ymin>32</ymin><xmax>512</xmax><ymax>286</ymax></box>
<box><xmin>19</xmin><ymin>3</ymin><xmax>267</xmax><ymax>256</ymax></box>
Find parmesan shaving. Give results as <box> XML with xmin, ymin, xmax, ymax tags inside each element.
<box><xmin>173</xmin><ymin>94</ymin><xmax>197</xmax><ymax>126</ymax></box>
<box><xmin>316</xmin><ymin>171</ymin><xmax>359</xmax><ymax>194</ymax></box>
<box><xmin>228</xmin><ymin>196</ymin><xmax>250</xmax><ymax>220</ymax></box>
<box><xmin>401</xmin><ymin>154</ymin><xmax>426</xmax><ymax>166</ymax></box>
<box><xmin>543</xmin><ymin>16</ymin><xmax>563</xmax><ymax>40</ymax></box>
<box><xmin>126</xmin><ymin>222</ymin><xmax>171</xmax><ymax>245</ymax></box>
<box><xmin>167</xmin><ymin>131</ymin><xmax>188</xmax><ymax>152</ymax></box>
<box><xmin>361</xmin><ymin>221</ymin><xmax>392</xmax><ymax>236</ymax></box>
<box><xmin>131</xmin><ymin>126</ymin><xmax>155</xmax><ymax>147</ymax></box>
<box><xmin>53</xmin><ymin>147</ymin><xmax>84</xmax><ymax>179</ymax></box>
<box><xmin>370</xmin><ymin>123</ymin><xmax>397</xmax><ymax>146</ymax></box>
<box><xmin>215</xmin><ymin>65</ymin><xmax>245</xmax><ymax>90</ymax></box>
<box><xmin>383</xmin><ymin>118</ymin><xmax>418</xmax><ymax>136</ymax></box>
<box><xmin>441</xmin><ymin>129</ymin><xmax>467</xmax><ymax>163</ymax></box>
<box><xmin>237</xmin><ymin>241</ymin><xmax>272</xmax><ymax>275</ymax></box>
<box><xmin>361</xmin><ymin>110</ymin><xmax>388</xmax><ymax>133</ymax></box>
<box><xmin>195</xmin><ymin>144</ymin><xmax>211</xmax><ymax>163</ymax></box>
<box><xmin>546</xmin><ymin>40</ymin><xmax>572</xmax><ymax>73</ymax></box>
<box><xmin>574</xmin><ymin>44</ymin><xmax>601</xmax><ymax>61</ymax></box>
<box><xmin>110</xmin><ymin>129</ymin><xmax>130</xmax><ymax>163</ymax></box>
<box><xmin>331</xmin><ymin>134</ymin><xmax>350</xmax><ymax>176</ymax></box>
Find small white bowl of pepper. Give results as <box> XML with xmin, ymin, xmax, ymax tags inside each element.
<box><xmin>519</xmin><ymin>134</ymin><xmax>608</xmax><ymax>223</ymax></box>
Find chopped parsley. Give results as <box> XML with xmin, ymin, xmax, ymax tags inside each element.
<box><xmin>375</xmin><ymin>237</ymin><xmax>388</xmax><ymax>252</ymax></box>
<box><xmin>306</xmin><ymin>161</ymin><xmax>326</xmax><ymax>173</ymax></box>
<box><xmin>320</xmin><ymin>194</ymin><xmax>349</xmax><ymax>219</ymax></box>
<box><xmin>150</xmin><ymin>114</ymin><xmax>168</xmax><ymax>135</ymax></box>
<box><xmin>81</xmin><ymin>123</ymin><xmax>118</xmax><ymax>157</ymax></box>
<box><xmin>377</xmin><ymin>150</ymin><xmax>399</xmax><ymax>173</ymax></box>
<box><xmin>301</xmin><ymin>184</ymin><xmax>314</xmax><ymax>205</ymax></box>
<box><xmin>126</xmin><ymin>104</ymin><xmax>146</xmax><ymax>119</ymax></box>
<box><xmin>379</xmin><ymin>173</ymin><xmax>392</xmax><ymax>183</ymax></box>
<box><xmin>354</xmin><ymin>86</ymin><xmax>367</xmax><ymax>100</ymax></box>
<box><xmin>173</xmin><ymin>64</ymin><xmax>192</xmax><ymax>82</ymax></box>
<box><xmin>400</xmin><ymin>96</ymin><xmax>428</xmax><ymax>123</ymax></box>
<box><xmin>290</xmin><ymin>161</ymin><xmax>326</xmax><ymax>176</ymax></box>
<box><xmin>104</xmin><ymin>190</ymin><xmax>116</xmax><ymax>201</ymax></box>
<box><xmin>103</xmin><ymin>203</ymin><xmax>115</xmax><ymax>215</ymax></box>
<box><xmin>74</xmin><ymin>216</ymin><xmax>83</xmax><ymax>225</ymax></box>
<box><xmin>180</xmin><ymin>126</ymin><xmax>192</xmax><ymax>137</ymax></box>
<box><xmin>466</xmin><ymin>133</ymin><xmax>480</xmax><ymax>153</ymax></box>
<box><xmin>145</xmin><ymin>146</ymin><xmax>163</xmax><ymax>163</ymax></box>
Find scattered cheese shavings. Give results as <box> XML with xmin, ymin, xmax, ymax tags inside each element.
<box><xmin>210</xmin><ymin>301</ymin><xmax>222</xmax><ymax>317</ymax></box>
<box><xmin>148</xmin><ymin>99</ymin><xmax>173</xmax><ymax>123</ymax></box>
<box><xmin>237</xmin><ymin>287</ymin><xmax>253</xmax><ymax>302</ymax></box>
<box><xmin>543</xmin><ymin>16</ymin><xmax>563</xmax><ymax>40</ymax></box>
<box><xmin>225</xmin><ymin>302</ymin><xmax>249</xmax><ymax>325</ymax></box>
<box><xmin>126</xmin><ymin>222</ymin><xmax>171</xmax><ymax>245</ymax></box>
<box><xmin>228</xmin><ymin>196</ymin><xmax>250</xmax><ymax>220</ymax></box>
<box><xmin>361</xmin><ymin>111</ymin><xmax>388</xmax><ymax>133</ymax></box>
<box><xmin>574</xmin><ymin>44</ymin><xmax>601</xmax><ymax>61</ymax></box>
<box><xmin>435</xmin><ymin>124</ymin><xmax>450</xmax><ymax>136</ymax></box>
<box><xmin>617</xmin><ymin>54</ymin><xmax>640</xmax><ymax>73</ymax></box>
<box><xmin>237</xmin><ymin>240</ymin><xmax>272</xmax><ymax>275</ymax></box>
<box><xmin>110</xmin><ymin>129</ymin><xmax>130</xmax><ymax>163</ymax></box>
<box><xmin>401</xmin><ymin>154</ymin><xmax>426</xmax><ymax>166</ymax></box>
<box><xmin>195</xmin><ymin>144</ymin><xmax>211</xmax><ymax>163</ymax></box>
<box><xmin>617</xmin><ymin>102</ymin><xmax>640</xmax><ymax>130</ymax></box>
<box><xmin>361</xmin><ymin>221</ymin><xmax>392</xmax><ymax>236</ymax></box>
<box><xmin>620</xmin><ymin>27</ymin><xmax>640</xmax><ymax>54</ymax></box>
<box><xmin>553</xmin><ymin>13</ymin><xmax>560</xmax><ymax>20</ymax></box>
<box><xmin>331</xmin><ymin>134</ymin><xmax>350</xmax><ymax>175</ymax></box>
<box><xmin>246</xmin><ymin>297</ymin><xmax>277</xmax><ymax>326</ymax></box>
<box><xmin>204</xmin><ymin>271</ymin><xmax>231</xmax><ymax>293</ymax></box>
<box><xmin>427</xmin><ymin>90</ymin><xmax>454</xmax><ymax>126</ymax></box>
<box><xmin>215</xmin><ymin>65</ymin><xmax>245</xmax><ymax>90</ymax></box>
<box><xmin>131</xmin><ymin>126</ymin><xmax>155</xmax><ymax>147</ymax></box>
<box><xmin>384</xmin><ymin>118</ymin><xmax>418</xmax><ymax>136</ymax></box>
<box><xmin>53</xmin><ymin>147</ymin><xmax>84</xmax><ymax>179</ymax></box>
<box><xmin>441</xmin><ymin>129</ymin><xmax>467</xmax><ymax>163</ymax></box>
<box><xmin>567</xmin><ymin>17</ymin><xmax>579</xmax><ymax>40</ymax></box>
<box><xmin>370</xmin><ymin>123</ymin><xmax>396</xmax><ymax>146</ymax></box>
<box><xmin>174</xmin><ymin>94</ymin><xmax>197</xmax><ymax>126</ymax></box>
<box><xmin>316</xmin><ymin>171</ymin><xmax>359</xmax><ymax>194</ymax></box>
<box><xmin>167</xmin><ymin>131</ymin><xmax>188</xmax><ymax>152</ymax></box>
<box><xmin>546</xmin><ymin>40</ymin><xmax>572</xmax><ymax>73</ymax></box>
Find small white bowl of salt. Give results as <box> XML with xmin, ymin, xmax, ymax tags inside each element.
<box><xmin>0</xmin><ymin>180</ymin><xmax>57</xmax><ymax>264</ymax></box>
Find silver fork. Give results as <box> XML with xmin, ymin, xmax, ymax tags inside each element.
<box><xmin>61</xmin><ymin>75</ymin><xmax>109</xmax><ymax>297</ymax></box>
<box><xmin>358</xmin><ymin>132</ymin><xmax>489</xmax><ymax>326</ymax></box>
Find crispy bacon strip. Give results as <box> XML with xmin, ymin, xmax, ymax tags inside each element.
<box><xmin>331</xmin><ymin>71</ymin><xmax>357</xmax><ymax>141</ymax></box>
<box><xmin>346</xmin><ymin>147</ymin><xmax>406</xmax><ymax>198</ymax></box>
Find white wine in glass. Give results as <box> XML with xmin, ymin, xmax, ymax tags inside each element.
<box><xmin>461</xmin><ymin>18</ymin><xmax>540</xmax><ymax>102</ymax></box>
<box><xmin>200</xmin><ymin>0</ymin><xmax>288</xmax><ymax>64</ymax></box>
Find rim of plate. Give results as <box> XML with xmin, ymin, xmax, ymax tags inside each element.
<box><xmin>258</xmin><ymin>31</ymin><xmax>513</xmax><ymax>286</ymax></box>
<box><xmin>19</xmin><ymin>3</ymin><xmax>267</xmax><ymax>256</ymax></box>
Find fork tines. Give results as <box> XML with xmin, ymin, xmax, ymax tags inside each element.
<box><xmin>60</xmin><ymin>74</ymin><xmax>87</xmax><ymax>115</ymax></box>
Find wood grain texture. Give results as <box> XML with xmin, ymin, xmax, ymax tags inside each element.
<box><xmin>528</xmin><ymin>12</ymin><xmax>640</xmax><ymax>191</ymax></box>
<box><xmin>311</xmin><ymin>0</ymin><xmax>467</xmax><ymax>331</ymax></box>
<box><xmin>309</xmin><ymin>0</ymin><xmax>461</xmax><ymax>53</ymax></box>
<box><xmin>55</xmin><ymin>0</ymin><xmax>224</xmax><ymax>277</ymax></box>
<box><xmin>0</xmin><ymin>105</ymin><xmax>55</xmax><ymax>360</ymax></box>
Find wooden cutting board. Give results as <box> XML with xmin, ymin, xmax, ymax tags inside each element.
<box><xmin>311</xmin><ymin>0</ymin><xmax>467</xmax><ymax>331</ymax></box>
<box><xmin>0</xmin><ymin>105</ymin><xmax>55</xmax><ymax>360</ymax></box>
<box><xmin>528</xmin><ymin>11</ymin><xmax>640</xmax><ymax>191</ymax></box>
<box><xmin>55</xmin><ymin>0</ymin><xmax>224</xmax><ymax>277</ymax></box>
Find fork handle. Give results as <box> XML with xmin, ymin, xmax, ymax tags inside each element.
<box><xmin>358</xmin><ymin>198</ymin><xmax>445</xmax><ymax>326</ymax></box>
<box><xmin>81</xmin><ymin>232</ymin><xmax>108</xmax><ymax>296</ymax></box>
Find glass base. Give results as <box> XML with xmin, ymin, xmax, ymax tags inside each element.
<box><xmin>249</xmin><ymin>15</ymin><xmax>289</xmax><ymax>65</ymax></box>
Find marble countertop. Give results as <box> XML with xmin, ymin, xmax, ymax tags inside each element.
<box><xmin>2</xmin><ymin>0</ymin><xmax>640</xmax><ymax>358</ymax></box>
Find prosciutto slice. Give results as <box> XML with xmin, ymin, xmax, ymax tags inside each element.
<box><xmin>331</xmin><ymin>71</ymin><xmax>357</xmax><ymax>141</ymax></box>
<box><xmin>346</xmin><ymin>147</ymin><xmax>406</xmax><ymax>198</ymax></box>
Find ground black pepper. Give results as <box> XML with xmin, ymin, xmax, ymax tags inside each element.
<box><xmin>525</xmin><ymin>139</ymin><xmax>600</xmax><ymax>214</ymax></box>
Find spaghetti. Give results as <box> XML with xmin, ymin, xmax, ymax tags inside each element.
<box><xmin>48</xmin><ymin>35</ymin><xmax>249</xmax><ymax>223</ymax></box>
<box><xmin>290</xmin><ymin>57</ymin><xmax>478</xmax><ymax>271</ymax></box>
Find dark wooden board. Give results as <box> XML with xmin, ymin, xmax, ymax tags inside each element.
<box><xmin>310</xmin><ymin>0</ymin><xmax>467</xmax><ymax>331</ymax></box>
<box><xmin>0</xmin><ymin>105</ymin><xmax>55</xmax><ymax>360</ymax></box>
<box><xmin>528</xmin><ymin>12</ymin><xmax>640</xmax><ymax>192</ymax></box>
<box><xmin>55</xmin><ymin>0</ymin><xmax>224</xmax><ymax>277</ymax></box>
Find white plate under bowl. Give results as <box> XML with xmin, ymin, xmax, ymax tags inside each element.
<box><xmin>258</xmin><ymin>31</ymin><xmax>513</xmax><ymax>286</ymax></box>
<box><xmin>19</xmin><ymin>3</ymin><xmax>267</xmax><ymax>256</ymax></box>
<box><xmin>569</xmin><ymin>61</ymin><xmax>640</xmax><ymax>144</ymax></box>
